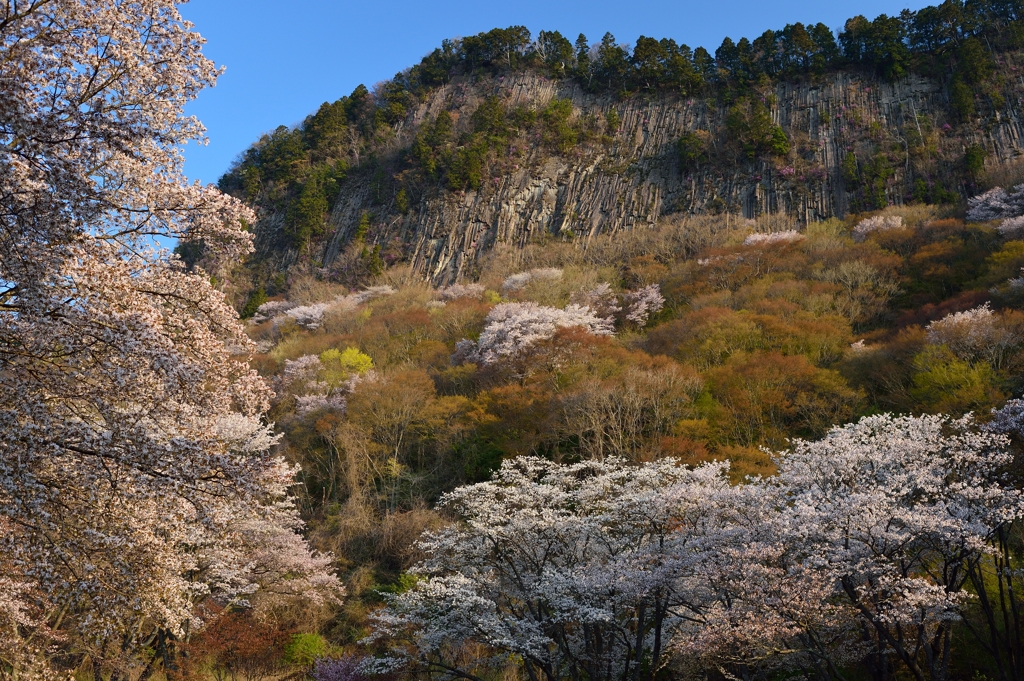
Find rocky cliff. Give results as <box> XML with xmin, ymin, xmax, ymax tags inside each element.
<box><xmin>249</xmin><ymin>57</ymin><xmax>1024</xmax><ymax>284</ymax></box>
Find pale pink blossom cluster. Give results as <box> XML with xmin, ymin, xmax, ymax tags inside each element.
<box><xmin>279</xmin><ymin>354</ymin><xmax>364</xmax><ymax>415</ymax></box>
<box><xmin>454</xmin><ymin>302</ymin><xmax>614</xmax><ymax>365</ymax></box>
<box><xmin>570</xmin><ymin>282</ymin><xmax>622</xmax><ymax>319</ymax></box>
<box><xmin>624</xmin><ymin>284</ymin><xmax>666</xmax><ymax>326</ymax></box>
<box><xmin>501</xmin><ymin>267</ymin><xmax>563</xmax><ymax>292</ymax></box>
<box><xmin>852</xmin><ymin>215</ymin><xmax>903</xmax><ymax>241</ymax></box>
<box><xmin>373</xmin><ymin>414</ymin><xmax>1021</xmax><ymax>680</ymax></box>
<box><xmin>258</xmin><ymin>287</ymin><xmax>397</xmax><ymax>329</ymax></box>
<box><xmin>924</xmin><ymin>303</ymin><xmax>1024</xmax><ymax>366</ymax></box>
<box><xmin>999</xmin><ymin>215</ymin><xmax>1024</xmax><ymax>236</ymax></box>
<box><xmin>570</xmin><ymin>283</ymin><xmax>664</xmax><ymax>327</ymax></box>
<box><xmin>967</xmin><ymin>184</ymin><xmax>1024</xmax><ymax>222</ymax></box>
<box><xmin>438</xmin><ymin>283</ymin><xmax>485</xmax><ymax>300</ymax></box>
<box><xmin>742</xmin><ymin>230</ymin><xmax>805</xmax><ymax>246</ymax></box>
<box><xmin>286</xmin><ymin>302</ymin><xmax>333</xmax><ymax>330</ymax></box>
<box><xmin>252</xmin><ymin>300</ymin><xmax>297</xmax><ymax>322</ymax></box>
<box><xmin>0</xmin><ymin>1</ymin><xmax>342</xmax><ymax>674</ymax></box>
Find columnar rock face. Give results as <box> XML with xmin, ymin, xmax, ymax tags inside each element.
<box><xmin>251</xmin><ymin>62</ymin><xmax>1024</xmax><ymax>283</ymax></box>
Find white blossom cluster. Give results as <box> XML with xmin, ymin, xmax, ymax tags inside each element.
<box><xmin>967</xmin><ymin>184</ymin><xmax>1024</xmax><ymax>222</ymax></box>
<box><xmin>999</xmin><ymin>215</ymin><xmax>1024</xmax><ymax>237</ymax></box>
<box><xmin>438</xmin><ymin>283</ymin><xmax>486</xmax><ymax>300</ymax></box>
<box><xmin>501</xmin><ymin>267</ymin><xmax>563</xmax><ymax>292</ymax></box>
<box><xmin>286</xmin><ymin>302</ymin><xmax>333</xmax><ymax>330</ymax></box>
<box><xmin>254</xmin><ymin>286</ymin><xmax>397</xmax><ymax>329</ymax></box>
<box><xmin>986</xmin><ymin>399</ymin><xmax>1024</xmax><ymax>437</ymax></box>
<box><xmin>624</xmin><ymin>284</ymin><xmax>666</xmax><ymax>325</ymax></box>
<box><xmin>280</xmin><ymin>354</ymin><xmax>366</xmax><ymax>415</ymax></box>
<box><xmin>569</xmin><ymin>283</ymin><xmax>665</xmax><ymax>328</ymax></box>
<box><xmin>570</xmin><ymin>283</ymin><xmax>622</xmax><ymax>319</ymax></box>
<box><xmin>924</xmin><ymin>303</ymin><xmax>1024</xmax><ymax>367</ymax></box>
<box><xmin>852</xmin><ymin>215</ymin><xmax>903</xmax><ymax>241</ymax></box>
<box><xmin>742</xmin><ymin>230</ymin><xmax>805</xmax><ymax>246</ymax></box>
<box><xmin>454</xmin><ymin>302</ymin><xmax>614</xmax><ymax>365</ymax></box>
<box><xmin>252</xmin><ymin>300</ymin><xmax>296</xmax><ymax>322</ymax></box>
<box><xmin>372</xmin><ymin>414</ymin><xmax>1022</xmax><ymax>680</ymax></box>
<box><xmin>0</xmin><ymin>2</ymin><xmax>343</xmax><ymax>674</ymax></box>
<box><xmin>926</xmin><ymin>303</ymin><xmax>998</xmax><ymax>350</ymax></box>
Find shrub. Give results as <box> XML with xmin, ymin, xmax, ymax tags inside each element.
<box><xmin>284</xmin><ymin>632</ymin><xmax>329</xmax><ymax>669</ymax></box>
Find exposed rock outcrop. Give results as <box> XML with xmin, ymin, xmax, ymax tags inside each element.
<box><xmin>251</xmin><ymin>62</ymin><xmax>1024</xmax><ymax>283</ymax></box>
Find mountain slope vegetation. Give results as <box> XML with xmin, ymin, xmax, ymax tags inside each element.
<box><xmin>214</xmin><ymin>0</ymin><xmax>1024</xmax><ymax>300</ymax></box>
<box><xmin>183</xmin><ymin>1</ymin><xmax>1024</xmax><ymax>679</ymax></box>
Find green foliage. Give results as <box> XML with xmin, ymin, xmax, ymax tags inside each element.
<box><xmin>412</xmin><ymin>111</ymin><xmax>455</xmax><ymax>179</ymax></box>
<box><xmin>320</xmin><ymin>347</ymin><xmax>374</xmax><ymax>378</ymax></box>
<box><xmin>677</xmin><ymin>131</ymin><xmax>709</xmax><ymax>171</ymax></box>
<box><xmin>605</xmin><ymin>109</ymin><xmax>620</xmax><ymax>132</ymax></box>
<box><xmin>283</xmin><ymin>633</ymin><xmax>328</xmax><ymax>669</ymax></box>
<box><xmin>965</xmin><ymin>143</ymin><xmax>986</xmax><ymax>178</ymax></box>
<box><xmin>950</xmin><ymin>78</ymin><xmax>976</xmax><ymax>121</ymax></box>
<box><xmin>842</xmin><ymin>152</ymin><xmax>859</xmax><ymax>185</ymax></box>
<box><xmin>839</xmin><ymin>13</ymin><xmax>910</xmax><ymax>80</ymax></box>
<box><xmin>956</xmin><ymin>37</ymin><xmax>995</xmax><ymax>85</ymax></box>
<box><xmin>395</xmin><ymin>187</ymin><xmax>410</xmax><ymax>214</ymax></box>
<box><xmin>287</xmin><ymin>161</ymin><xmax>347</xmax><ymax>250</ymax></box>
<box><xmin>540</xmin><ymin>98</ymin><xmax>578</xmax><ymax>154</ymax></box>
<box><xmin>240</xmin><ymin>287</ymin><xmax>268</xmax><ymax>319</ymax></box>
<box><xmin>725</xmin><ymin>98</ymin><xmax>789</xmax><ymax>159</ymax></box>
<box><xmin>910</xmin><ymin>345</ymin><xmax>1003</xmax><ymax>414</ymax></box>
<box><xmin>354</xmin><ymin>212</ymin><xmax>371</xmax><ymax>241</ymax></box>
<box><xmin>457</xmin><ymin>436</ymin><xmax>506</xmax><ymax>482</ymax></box>
<box><xmin>536</xmin><ymin>30</ymin><xmax>575</xmax><ymax>77</ymax></box>
<box><xmin>361</xmin><ymin>244</ymin><xmax>386</xmax><ymax>276</ymax></box>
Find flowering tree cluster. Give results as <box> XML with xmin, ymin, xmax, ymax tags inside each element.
<box><xmin>502</xmin><ymin>267</ymin><xmax>563</xmax><ymax>292</ymax></box>
<box><xmin>852</xmin><ymin>214</ymin><xmax>904</xmax><ymax>240</ymax></box>
<box><xmin>438</xmin><ymin>283</ymin><xmax>486</xmax><ymax>301</ymax></box>
<box><xmin>742</xmin><ymin>230</ymin><xmax>805</xmax><ymax>246</ymax></box>
<box><xmin>623</xmin><ymin>284</ymin><xmax>665</xmax><ymax>326</ymax></box>
<box><xmin>569</xmin><ymin>283</ymin><xmax>665</xmax><ymax>327</ymax></box>
<box><xmin>998</xmin><ymin>215</ymin><xmax>1024</xmax><ymax>236</ymax></box>
<box><xmin>312</xmin><ymin>655</ymin><xmax>370</xmax><ymax>681</ymax></box>
<box><xmin>569</xmin><ymin>282</ymin><xmax>622</xmax><ymax>319</ymax></box>
<box><xmin>967</xmin><ymin>185</ymin><xmax>1024</xmax><ymax>222</ymax></box>
<box><xmin>371</xmin><ymin>414</ymin><xmax>1024</xmax><ymax>681</ymax></box>
<box><xmin>280</xmin><ymin>348</ymin><xmax>374</xmax><ymax>415</ymax></box>
<box><xmin>252</xmin><ymin>286</ymin><xmax>396</xmax><ymax>328</ymax></box>
<box><xmin>0</xmin><ymin>1</ymin><xmax>342</xmax><ymax>676</ymax></box>
<box><xmin>925</xmin><ymin>303</ymin><xmax>1024</xmax><ymax>369</ymax></box>
<box><xmin>454</xmin><ymin>302</ymin><xmax>614</xmax><ymax>365</ymax></box>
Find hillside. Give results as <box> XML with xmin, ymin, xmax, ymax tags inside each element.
<box><xmin>236</xmin><ymin>201</ymin><xmax>1024</xmax><ymax>680</ymax></box>
<box><xmin>214</xmin><ymin>5</ymin><xmax>1024</xmax><ymax>299</ymax></box>
<box><xmin>202</xmin><ymin>7</ymin><xmax>1024</xmax><ymax>679</ymax></box>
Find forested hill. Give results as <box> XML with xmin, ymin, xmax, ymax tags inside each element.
<box><xmin>216</xmin><ymin>0</ymin><xmax>1024</xmax><ymax>301</ymax></box>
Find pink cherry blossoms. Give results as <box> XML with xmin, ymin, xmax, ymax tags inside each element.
<box><xmin>966</xmin><ymin>184</ymin><xmax>1024</xmax><ymax>222</ymax></box>
<box><xmin>852</xmin><ymin>214</ymin><xmax>904</xmax><ymax>240</ymax></box>
<box><xmin>371</xmin><ymin>413</ymin><xmax>1024</xmax><ymax>681</ymax></box>
<box><xmin>0</xmin><ymin>1</ymin><xmax>341</xmax><ymax>675</ymax></box>
<box><xmin>455</xmin><ymin>301</ymin><xmax>614</xmax><ymax>365</ymax></box>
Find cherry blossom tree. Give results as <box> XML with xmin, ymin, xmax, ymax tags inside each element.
<box><xmin>926</xmin><ymin>303</ymin><xmax>1024</xmax><ymax>370</ymax></box>
<box><xmin>502</xmin><ymin>268</ymin><xmax>563</xmax><ymax>293</ymax></box>
<box><xmin>623</xmin><ymin>284</ymin><xmax>665</xmax><ymax>327</ymax></box>
<box><xmin>765</xmin><ymin>414</ymin><xmax>1024</xmax><ymax>681</ymax></box>
<box><xmin>455</xmin><ymin>302</ymin><xmax>614</xmax><ymax>366</ymax></box>
<box><xmin>852</xmin><ymin>215</ymin><xmax>904</xmax><ymax>241</ymax></box>
<box><xmin>368</xmin><ymin>414</ymin><xmax>1024</xmax><ymax>681</ymax></box>
<box><xmin>369</xmin><ymin>457</ymin><xmax>739</xmax><ymax>681</ymax></box>
<box><xmin>0</xmin><ymin>1</ymin><xmax>341</xmax><ymax>676</ymax></box>
<box><xmin>967</xmin><ymin>185</ymin><xmax>1024</xmax><ymax>222</ymax></box>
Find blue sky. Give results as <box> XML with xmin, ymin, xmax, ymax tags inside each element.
<box><xmin>180</xmin><ymin>0</ymin><xmax>935</xmax><ymax>185</ymax></box>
